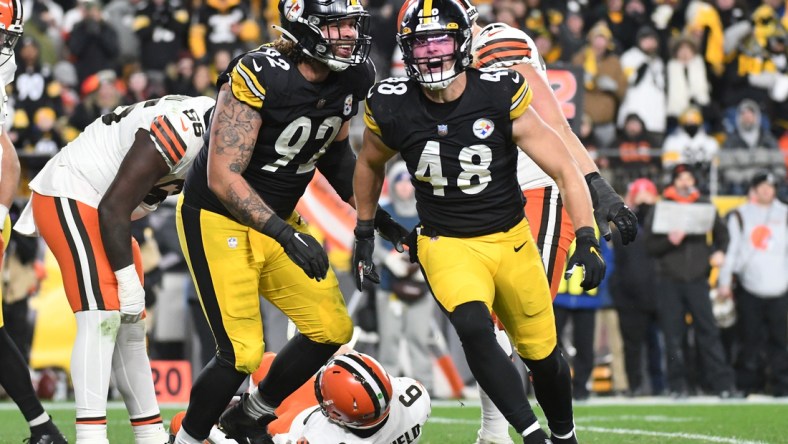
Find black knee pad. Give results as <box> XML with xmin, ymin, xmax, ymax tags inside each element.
<box><xmin>448</xmin><ymin>302</ymin><xmax>495</xmax><ymax>342</ymax></box>
<box><xmin>523</xmin><ymin>346</ymin><xmax>565</xmax><ymax>378</ymax></box>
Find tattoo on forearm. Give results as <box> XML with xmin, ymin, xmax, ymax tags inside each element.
<box><xmin>225</xmin><ymin>180</ymin><xmax>274</xmax><ymax>233</ymax></box>
<box><xmin>211</xmin><ymin>84</ymin><xmax>272</xmax><ymax>231</ymax></box>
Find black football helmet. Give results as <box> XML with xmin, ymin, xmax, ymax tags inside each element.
<box><xmin>397</xmin><ymin>0</ymin><xmax>473</xmax><ymax>90</ymax></box>
<box><xmin>277</xmin><ymin>0</ymin><xmax>371</xmax><ymax>72</ymax></box>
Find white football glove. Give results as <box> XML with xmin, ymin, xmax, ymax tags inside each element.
<box><xmin>115</xmin><ymin>264</ymin><xmax>145</xmax><ymax>324</ymax></box>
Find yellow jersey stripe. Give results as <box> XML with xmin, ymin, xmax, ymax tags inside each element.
<box><xmin>231</xmin><ymin>62</ymin><xmax>266</xmax><ymax>109</ymax></box>
<box><xmin>510</xmin><ymin>81</ymin><xmax>532</xmax><ymax>120</ymax></box>
<box><xmin>363</xmin><ymin>101</ymin><xmax>382</xmax><ymax>136</ymax></box>
<box><xmin>422</xmin><ymin>0</ymin><xmax>433</xmax><ymax>24</ymax></box>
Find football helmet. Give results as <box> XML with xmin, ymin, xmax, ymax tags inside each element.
<box><xmin>456</xmin><ymin>0</ymin><xmax>479</xmax><ymax>23</ymax></box>
<box><xmin>0</xmin><ymin>0</ymin><xmax>22</xmax><ymax>67</ymax></box>
<box><xmin>277</xmin><ymin>0</ymin><xmax>371</xmax><ymax>72</ymax></box>
<box><xmin>314</xmin><ymin>353</ymin><xmax>393</xmax><ymax>429</ymax></box>
<box><xmin>397</xmin><ymin>0</ymin><xmax>473</xmax><ymax>90</ymax></box>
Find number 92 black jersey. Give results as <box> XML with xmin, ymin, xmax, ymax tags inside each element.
<box><xmin>184</xmin><ymin>44</ymin><xmax>376</xmax><ymax>219</ymax></box>
<box><xmin>364</xmin><ymin>68</ymin><xmax>533</xmax><ymax>237</ymax></box>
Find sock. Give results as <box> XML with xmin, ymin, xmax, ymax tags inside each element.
<box><xmin>449</xmin><ymin>302</ymin><xmax>539</xmax><ymax>434</ymax></box>
<box><xmin>552</xmin><ymin>428</ymin><xmax>576</xmax><ymax>439</ymax></box>
<box><xmin>174</xmin><ymin>428</ymin><xmax>203</xmax><ymax>444</ymax></box>
<box><xmin>180</xmin><ymin>357</ymin><xmax>247</xmax><ymax>440</ymax></box>
<box><xmin>0</xmin><ymin>327</ymin><xmax>47</xmax><ymax>422</ymax></box>
<box><xmin>244</xmin><ymin>387</ymin><xmax>277</xmax><ymax>419</ymax></box>
<box><xmin>478</xmin><ymin>385</ymin><xmax>512</xmax><ymax>439</ymax></box>
<box><xmin>522</xmin><ymin>425</ymin><xmax>550</xmax><ymax>444</ymax></box>
<box><xmin>523</xmin><ymin>347</ymin><xmax>574</xmax><ymax>436</ymax></box>
<box><xmin>257</xmin><ymin>334</ymin><xmax>338</xmax><ymax>406</ymax></box>
<box><xmin>73</xmin><ymin>311</ymin><xmax>120</xmax><ymax>443</ymax></box>
<box><xmin>29</xmin><ymin>412</ymin><xmax>50</xmax><ymax>427</ymax></box>
<box><xmin>112</xmin><ymin>320</ymin><xmax>168</xmax><ymax>443</ymax></box>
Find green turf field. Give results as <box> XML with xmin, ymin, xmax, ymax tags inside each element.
<box><xmin>1</xmin><ymin>398</ymin><xmax>787</xmax><ymax>443</ymax></box>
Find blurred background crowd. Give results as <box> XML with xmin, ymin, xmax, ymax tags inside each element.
<box><xmin>2</xmin><ymin>0</ymin><xmax>788</xmax><ymax>406</ymax></box>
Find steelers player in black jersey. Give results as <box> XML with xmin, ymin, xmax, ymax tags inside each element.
<box><xmin>353</xmin><ymin>1</ymin><xmax>605</xmax><ymax>443</ymax></box>
<box><xmin>171</xmin><ymin>1</ymin><xmax>407</xmax><ymax>443</ymax></box>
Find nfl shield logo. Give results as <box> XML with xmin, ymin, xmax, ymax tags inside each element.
<box><xmin>437</xmin><ymin>124</ymin><xmax>448</xmax><ymax>136</ymax></box>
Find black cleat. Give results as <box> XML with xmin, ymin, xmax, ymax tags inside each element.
<box><xmin>25</xmin><ymin>420</ymin><xmax>68</xmax><ymax>444</ymax></box>
<box><xmin>522</xmin><ymin>428</ymin><xmax>552</xmax><ymax>444</ymax></box>
<box><xmin>218</xmin><ymin>394</ymin><xmax>276</xmax><ymax>444</ymax></box>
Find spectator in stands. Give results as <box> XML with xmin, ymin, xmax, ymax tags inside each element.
<box><xmin>718</xmin><ymin>172</ymin><xmax>788</xmax><ymax>397</ymax></box>
<box><xmin>67</xmin><ymin>0</ymin><xmax>120</xmax><ymax>85</ymax></box>
<box><xmin>666</xmin><ymin>37</ymin><xmax>710</xmax><ymax>132</ymax></box>
<box><xmin>572</xmin><ymin>21</ymin><xmax>627</xmax><ymax>147</ymax></box>
<box><xmin>610</xmin><ymin>178</ymin><xmax>664</xmax><ymax>396</ymax></box>
<box><xmin>557</xmin><ymin>9</ymin><xmax>586</xmax><ymax>63</ymax></box>
<box><xmin>104</xmin><ymin>0</ymin><xmax>142</xmax><ymax>64</ymax></box>
<box><xmin>20</xmin><ymin>1</ymin><xmax>62</xmax><ymax>66</ymax></box>
<box><xmin>617</xmin><ymin>26</ymin><xmax>666</xmax><ymax>139</ymax></box>
<box><xmin>662</xmin><ymin>107</ymin><xmax>720</xmax><ymax>188</ymax></box>
<box><xmin>134</xmin><ymin>0</ymin><xmax>190</xmax><ymax>75</ymax></box>
<box><xmin>714</xmin><ymin>0</ymin><xmax>751</xmax><ymax>57</ymax></box>
<box><xmin>12</xmin><ymin>37</ymin><xmax>63</xmax><ymax>126</ymax></box>
<box><xmin>587</xmin><ymin>0</ymin><xmax>647</xmax><ymax>53</ymax></box>
<box><xmin>723</xmin><ymin>5</ymin><xmax>787</xmax><ymax>125</ymax></box>
<box><xmin>374</xmin><ymin>162</ymin><xmax>434</xmax><ymax>397</ymax></box>
<box><xmin>644</xmin><ymin>164</ymin><xmax>740</xmax><ymax>398</ymax></box>
<box><xmin>366</xmin><ymin>0</ymin><xmax>399</xmax><ymax>79</ymax></box>
<box><xmin>723</xmin><ymin>99</ymin><xmax>779</xmax><ymax>149</ymax></box>
<box><xmin>68</xmin><ymin>70</ymin><xmax>123</xmax><ymax>132</ymax></box>
<box><xmin>610</xmin><ymin>114</ymin><xmax>661</xmax><ymax>190</ymax></box>
<box><xmin>685</xmin><ymin>0</ymin><xmax>725</xmax><ymax>78</ymax></box>
<box><xmin>189</xmin><ymin>0</ymin><xmax>260</xmax><ymax>61</ymax></box>
<box><xmin>17</xmin><ymin>107</ymin><xmax>64</xmax><ymax>156</ymax></box>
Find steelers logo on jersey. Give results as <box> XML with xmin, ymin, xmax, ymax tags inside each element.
<box><xmin>472</xmin><ymin>118</ymin><xmax>495</xmax><ymax>139</ymax></box>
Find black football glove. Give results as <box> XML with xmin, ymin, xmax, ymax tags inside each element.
<box><xmin>403</xmin><ymin>227</ymin><xmax>419</xmax><ymax>264</ymax></box>
<box><xmin>353</xmin><ymin>219</ymin><xmax>380</xmax><ymax>291</ymax></box>
<box><xmin>264</xmin><ymin>217</ymin><xmax>328</xmax><ymax>281</ymax></box>
<box><xmin>375</xmin><ymin>208</ymin><xmax>409</xmax><ymax>253</ymax></box>
<box><xmin>565</xmin><ymin>227</ymin><xmax>606</xmax><ymax>291</ymax></box>
<box><xmin>585</xmin><ymin>172</ymin><xmax>638</xmax><ymax>244</ymax></box>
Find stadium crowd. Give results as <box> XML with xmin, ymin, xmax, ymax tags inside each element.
<box><xmin>2</xmin><ymin>0</ymin><xmax>788</xmax><ymax>442</ymax></box>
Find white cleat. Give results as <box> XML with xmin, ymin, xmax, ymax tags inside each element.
<box><xmin>475</xmin><ymin>430</ymin><xmax>516</xmax><ymax>444</ymax></box>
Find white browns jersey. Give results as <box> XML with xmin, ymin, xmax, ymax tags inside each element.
<box><xmin>472</xmin><ymin>23</ymin><xmax>556</xmax><ymax>191</ymax></box>
<box><xmin>274</xmin><ymin>377</ymin><xmax>431</xmax><ymax>444</ymax></box>
<box><xmin>16</xmin><ymin>95</ymin><xmax>214</xmax><ymax>235</ymax></box>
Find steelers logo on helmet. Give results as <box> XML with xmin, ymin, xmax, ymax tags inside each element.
<box><xmin>0</xmin><ymin>0</ymin><xmax>23</xmax><ymax>67</ymax></box>
<box><xmin>314</xmin><ymin>352</ymin><xmax>393</xmax><ymax>430</ymax></box>
<box><xmin>283</xmin><ymin>0</ymin><xmax>305</xmax><ymax>22</ymax></box>
<box><xmin>276</xmin><ymin>0</ymin><xmax>372</xmax><ymax>72</ymax></box>
<box><xmin>396</xmin><ymin>0</ymin><xmax>473</xmax><ymax>90</ymax></box>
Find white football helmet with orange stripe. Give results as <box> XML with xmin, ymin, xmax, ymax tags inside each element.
<box><xmin>314</xmin><ymin>352</ymin><xmax>393</xmax><ymax>430</ymax></box>
<box><xmin>0</xmin><ymin>0</ymin><xmax>22</xmax><ymax>67</ymax></box>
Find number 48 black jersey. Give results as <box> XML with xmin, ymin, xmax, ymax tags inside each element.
<box><xmin>185</xmin><ymin>44</ymin><xmax>376</xmax><ymax>219</ymax></box>
<box><xmin>364</xmin><ymin>68</ymin><xmax>533</xmax><ymax>237</ymax></box>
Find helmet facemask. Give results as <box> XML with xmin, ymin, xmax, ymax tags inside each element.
<box><xmin>278</xmin><ymin>0</ymin><xmax>372</xmax><ymax>72</ymax></box>
<box><xmin>0</xmin><ymin>28</ymin><xmax>20</xmax><ymax>66</ymax></box>
<box><xmin>398</xmin><ymin>27</ymin><xmax>472</xmax><ymax>90</ymax></box>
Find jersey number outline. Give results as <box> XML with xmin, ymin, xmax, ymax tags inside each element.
<box><xmin>399</xmin><ymin>384</ymin><xmax>423</xmax><ymax>407</ymax></box>
<box><xmin>182</xmin><ymin>109</ymin><xmax>205</xmax><ymax>136</ymax></box>
<box><xmin>262</xmin><ymin>116</ymin><xmax>342</xmax><ymax>174</ymax></box>
<box><xmin>101</xmin><ymin>98</ymin><xmax>162</xmax><ymax>125</ymax></box>
<box><xmin>415</xmin><ymin>141</ymin><xmax>492</xmax><ymax>196</ymax></box>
